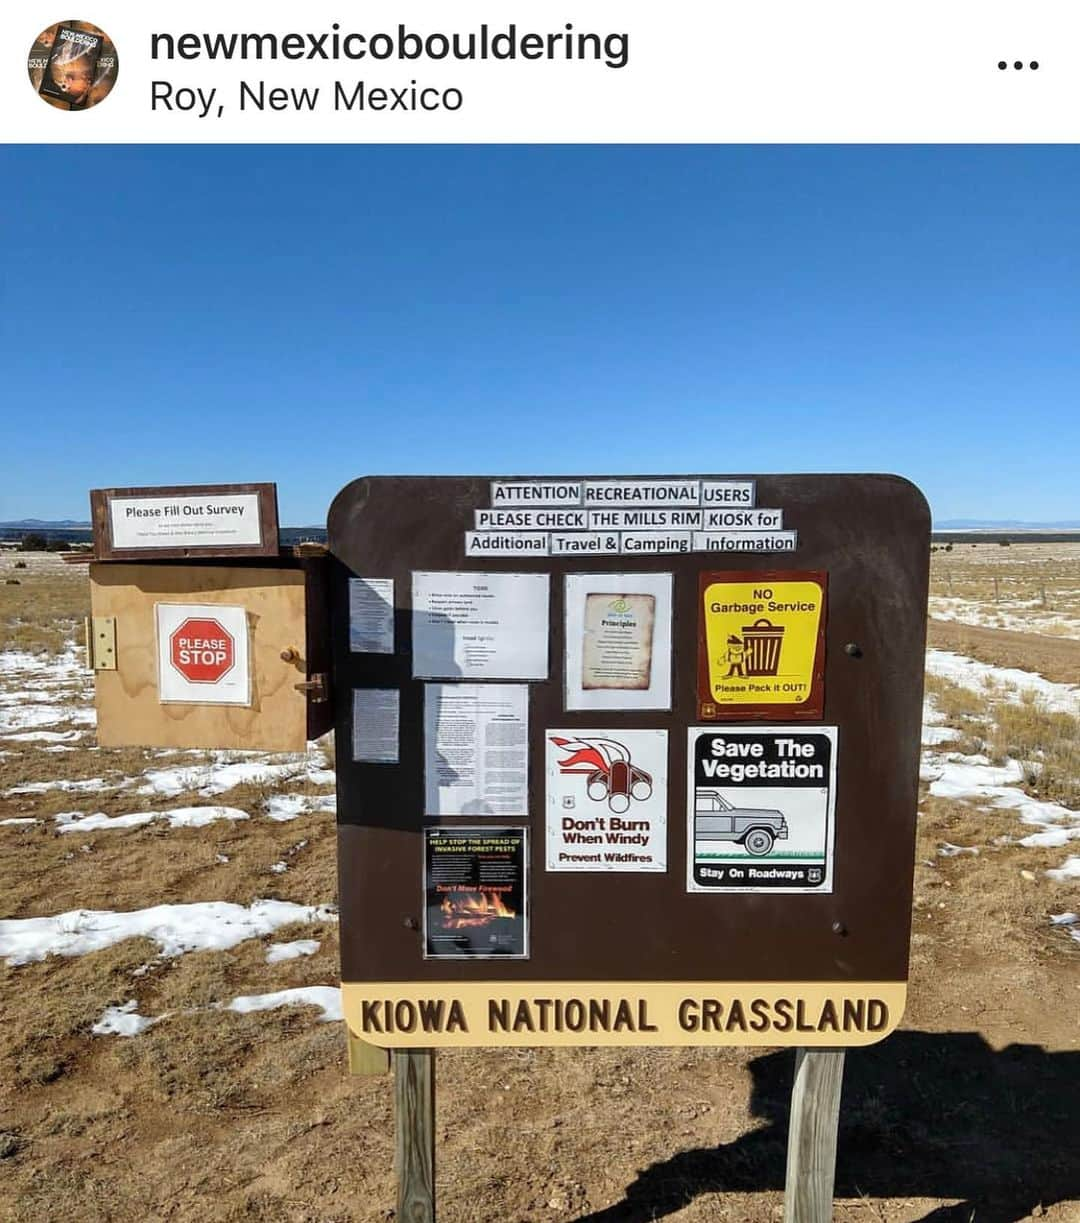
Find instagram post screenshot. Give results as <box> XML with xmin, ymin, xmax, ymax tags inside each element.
<box><xmin>1</xmin><ymin>4</ymin><xmax>1078</xmax><ymax>1221</ymax></box>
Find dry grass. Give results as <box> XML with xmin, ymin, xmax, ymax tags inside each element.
<box><xmin>925</xmin><ymin>673</ymin><xmax>1080</xmax><ymax>807</ymax></box>
<box><xmin>0</xmin><ymin>554</ymin><xmax>90</xmax><ymax>655</ymax></box>
<box><xmin>0</xmin><ymin>548</ymin><xmax>1078</xmax><ymax>1220</ymax></box>
<box><xmin>989</xmin><ymin>697</ymin><xmax>1080</xmax><ymax>807</ymax></box>
<box><xmin>929</xmin><ymin>542</ymin><xmax>1080</xmax><ymax>637</ymax></box>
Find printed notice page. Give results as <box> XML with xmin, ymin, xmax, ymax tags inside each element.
<box><xmin>424</xmin><ymin>683</ymin><xmax>528</xmax><ymax>816</ymax></box>
<box><xmin>424</xmin><ymin>827</ymin><xmax>528</xmax><ymax>960</ymax></box>
<box><xmin>564</xmin><ymin>572</ymin><xmax>673</xmax><ymax>711</ymax></box>
<box><xmin>412</xmin><ymin>570</ymin><xmax>549</xmax><ymax>680</ymax></box>
<box><xmin>111</xmin><ymin>493</ymin><xmax>262</xmax><ymax>550</ymax></box>
<box><xmin>349</xmin><ymin>577</ymin><xmax>395</xmax><ymax>653</ymax></box>
<box><xmin>352</xmin><ymin>689</ymin><xmax>400</xmax><ymax>763</ymax></box>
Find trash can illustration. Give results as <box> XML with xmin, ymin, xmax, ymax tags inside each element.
<box><xmin>742</xmin><ymin>618</ymin><xmax>785</xmax><ymax>676</ymax></box>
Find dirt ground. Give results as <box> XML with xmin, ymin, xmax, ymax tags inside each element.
<box><xmin>0</xmin><ymin>554</ymin><xmax>1077</xmax><ymax>1223</ymax></box>
<box><xmin>928</xmin><ymin>618</ymin><xmax>1080</xmax><ymax>686</ymax></box>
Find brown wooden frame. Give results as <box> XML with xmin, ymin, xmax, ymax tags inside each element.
<box><xmin>90</xmin><ymin>483</ymin><xmax>279</xmax><ymax>562</ymax></box>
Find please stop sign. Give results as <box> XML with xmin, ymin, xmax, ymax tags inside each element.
<box><xmin>169</xmin><ymin>617</ymin><xmax>235</xmax><ymax>684</ymax></box>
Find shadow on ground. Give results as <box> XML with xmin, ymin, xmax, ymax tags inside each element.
<box><xmin>576</xmin><ymin>1030</ymin><xmax>1079</xmax><ymax>1222</ymax></box>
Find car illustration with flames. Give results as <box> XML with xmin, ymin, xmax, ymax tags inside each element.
<box><xmin>550</xmin><ymin>736</ymin><xmax>653</xmax><ymax>814</ymax></box>
<box><xmin>694</xmin><ymin>788</ymin><xmax>789</xmax><ymax>856</ymax></box>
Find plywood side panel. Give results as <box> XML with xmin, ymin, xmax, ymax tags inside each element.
<box><xmin>90</xmin><ymin>563</ymin><xmax>308</xmax><ymax>752</ymax></box>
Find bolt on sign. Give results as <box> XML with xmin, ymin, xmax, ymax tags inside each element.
<box><xmin>329</xmin><ymin>474</ymin><xmax>930</xmax><ymax>1049</ymax></box>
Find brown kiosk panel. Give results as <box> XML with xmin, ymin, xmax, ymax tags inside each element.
<box><xmin>329</xmin><ymin>474</ymin><xmax>929</xmax><ymax>1046</ymax></box>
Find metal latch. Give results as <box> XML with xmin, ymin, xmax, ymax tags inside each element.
<box><xmin>294</xmin><ymin>673</ymin><xmax>329</xmax><ymax>703</ymax></box>
<box><xmin>84</xmin><ymin>616</ymin><xmax>117</xmax><ymax>671</ymax></box>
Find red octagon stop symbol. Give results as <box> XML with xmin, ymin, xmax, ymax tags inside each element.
<box><xmin>169</xmin><ymin>617</ymin><xmax>235</xmax><ymax>684</ymax></box>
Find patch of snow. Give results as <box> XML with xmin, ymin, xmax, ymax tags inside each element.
<box><xmin>926</xmin><ymin>756</ymin><xmax>1024</xmax><ymax>796</ymax></box>
<box><xmin>1046</xmin><ymin>857</ymin><xmax>1080</xmax><ymax>882</ymax></box>
<box><xmin>1</xmin><ymin>729</ymin><xmax>83</xmax><ymax>743</ymax></box>
<box><xmin>227</xmin><ymin>985</ymin><xmax>342</xmax><ymax>1023</ymax></box>
<box><xmin>926</xmin><ymin>649</ymin><xmax>1080</xmax><ymax>716</ymax></box>
<box><xmin>215</xmin><ymin>854</ymin><xmax>230</xmax><ymax>865</ymax></box>
<box><xmin>922</xmin><ymin>725</ymin><xmax>961</xmax><ymax>747</ymax></box>
<box><xmin>0</xmin><ymin>899</ymin><xmax>337</xmax><ymax>966</ymax></box>
<box><xmin>5</xmin><ymin>776</ymin><xmax>123</xmax><ymax>797</ymax></box>
<box><xmin>926</xmin><ymin>756</ymin><xmax>1078</xmax><ymax>832</ymax></box>
<box><xmin>1018</xmin><ymin>827</ymin><xmax>1080</xmax><ymax>849</ymax></box>
<box><xmin>53</xmin><ymin>806</ymin><xmax>249</xmax><ymax>835</ymax></box>
<box><xmin>0</xmin><ymin>817</ymin><xmax>38</xmax><ymax>827</ymax></box>
<box><xmin>938</xmin><ymin>842</ymin><xmax>979</xmax><ymax>857</ymax></box>
<box><xmin>270</xmin><ymin>861</ymin><xmax>288</xmax><ymax>874</ymax></box>
<box><xmin>265</xmin><ymin>939</ymin><xmax>320</xmax><ymax>964</ymax></box>
<box><xmin>136</xmin><ymin>750</ymin><xmax>329</xmax><ymax>799</ymax></box>
<box><xmin>0</xmin><ymin>704</ymin><xmax>94</xmax><ymax>733</ymax></box>
<box><xmin>0</xmin><ymin>647</ymin><xmax>85</xmax><ymax>680</ymax></box>
<box><xmin>92</xmin><ymin>999</ymin><xmax>161</xmax><ymax>1037</ymax></box>
<box><xmin>929</xmin><ymin>598</ymin><xmax>1080</xmax><ymax>642</ymax></box>
<box><xmin>264</xmin><ymin>793</ymin><xmax>336</xmax><ymax>822</ymax></box>
<box><xmin>1050</xmin><ymin>912</ymin><xmax>1078</xmax><ymax>926</ymax></box>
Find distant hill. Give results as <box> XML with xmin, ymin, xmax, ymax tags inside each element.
<box><xmin>936</xmin><ymin>519</ymin><xmax>1080</xmax><ymax>530</ymax></box>
<box><xmin>0</xmin><ymin>521</ymin><xmax>328</xmax><ymax>544</ymax></box>
<box><xmin>0</xmin><ymin>519</ymin><xmax>91</xmax><ymax>529</ymax></box>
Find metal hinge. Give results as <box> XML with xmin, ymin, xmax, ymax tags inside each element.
<box><xmin>84</xmin><ymin>616</ymin><xmax>117</xmax><ymax>671</ymax></box>
<box><xmin>294</xmin><ymin>673</ymin><xmax>329</xmax><ymax>703</ymax></box>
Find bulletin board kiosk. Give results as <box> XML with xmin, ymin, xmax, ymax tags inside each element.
<box><xmin>85</xmin><ymin>472</ymin><xmax>930</xmax><ymax>1222</ymax></box>
<box><xmin>328</xmin><ymin>474</ymin><xmax>930</xmax><ymax>1057</ymax></box>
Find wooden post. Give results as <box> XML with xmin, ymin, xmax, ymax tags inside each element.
<box><xmin>783</xmin><ymin>1048</ymin><xmax>846</xmax><ymax>1223</ymax></box>
<box><xmin>394</xmin><ymin>1050</ymin><xmax>436</xmax><ymax>1223</ymax></box>
<box><xmin>346</xmin><ymin>1030</ymin><xmax>390</xmax><ymax>1076</ymax></box>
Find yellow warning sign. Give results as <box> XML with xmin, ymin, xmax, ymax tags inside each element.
<box><xmin>698</xmin><ymin>572</ymin><xmax>826</xmax><ymax>718</ymax></box>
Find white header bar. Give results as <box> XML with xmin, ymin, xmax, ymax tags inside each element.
<box><xmin>7</xmin><ymin>1</ymin><xmax>1077</xmax><ymax>142</ymax></box>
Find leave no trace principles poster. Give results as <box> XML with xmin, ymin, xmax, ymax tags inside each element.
<box><xmin>424</xmin><ymin>827</ymin><xmax>528</xmax><ymax>959</ymax></box>
<box><xmin>564</xmin><ymin>572</ymin><xmax>673</xmax><ymax>711</ymax></box>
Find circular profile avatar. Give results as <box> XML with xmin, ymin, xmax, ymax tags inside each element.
<box><xmin>28</xmin><ymin>21</ymin><xmax>118</xmax><ymax>110</ymax></box>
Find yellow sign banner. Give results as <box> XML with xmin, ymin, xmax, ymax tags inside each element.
<box><xmin>698</xmin><ymin>572</ymin><xmax>826</xmax><ymax>718</ymax></box>
<box><xmin>341</xmin><ymin>980</ymin><xmax>905</xmax><ymax>1049</ymax></box>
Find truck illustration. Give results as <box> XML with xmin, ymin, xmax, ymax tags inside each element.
<box><xmin>694</xmin><ymin>788</ymin><xmax>789</xmax><ymax>856</ymax></box>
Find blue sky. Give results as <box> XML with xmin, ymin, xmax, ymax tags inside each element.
<box><xmin>2</xmin><ymin>145</ymin><xmax>1077</xmax><ymax>524</ymax></box>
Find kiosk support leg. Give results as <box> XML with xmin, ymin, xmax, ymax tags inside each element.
<box><xmin>395</xmin><ymin>1049</ymin><xmax>436</xmax><ymax>1223</ymax></box>
<box><xmin>783</xmin><ymin>1048</ymin><xmax>845</xmax><ymax>1223</ymax></box>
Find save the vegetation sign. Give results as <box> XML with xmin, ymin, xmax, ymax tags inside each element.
<box><xmin>687</xmin><ymin>726</ymin><xmax>837</xmax><ymax>893</ymax></box>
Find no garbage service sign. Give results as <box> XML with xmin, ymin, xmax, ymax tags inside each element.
<box><xmin>698</xmin><ymin>571</ymin><xmax>826</xmax><ymax>719</ymax></box>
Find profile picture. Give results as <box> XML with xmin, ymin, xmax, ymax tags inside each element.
<box><xmin>28</xmin><ymin>21</ymin><xmax>117</xmax><ymax>110</ymax></box>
